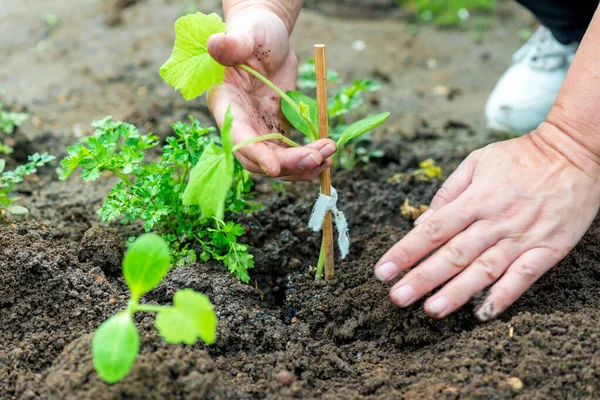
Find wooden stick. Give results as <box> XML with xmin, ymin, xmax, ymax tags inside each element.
<box><xmin>314</xmin><ymin>44</ymin><xmax>335</xmax><ymax>281</ymax></box>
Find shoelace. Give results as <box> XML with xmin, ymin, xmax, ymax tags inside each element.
<box><xmin>512</xmin><ymin>26</ymin><xmax>577</xmax><ymax>70</ymax></box>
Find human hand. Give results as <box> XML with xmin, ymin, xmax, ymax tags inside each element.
<box><xmin>374</xmin><ymin>124</ymin><xmax>600</xmax><ymax>321</ymax></box>
<box><xmin>207</xmin><ymin>6</ymin><xmax>336</xmax><ymax>181</ymax></box>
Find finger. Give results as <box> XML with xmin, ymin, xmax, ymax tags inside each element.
<box><xmin>280</xmin><ymin>158</ymin><xmax>333</xmax><ymax>181</ymax></box>
<box><xmin>207</xmin><ymin>26</ymin><xmax>254</xmax><ymax>67</ymax></box>
<box><xmin>415</xmin><ymin>150</ymin><xmax>481</xmax><ymax>226</ymax></box>
<box><xmin>374</xmin><ymin>191</ymin><xmax>477</xmax><ymax>282</ymax></box>
<box><xmin>235</xmin><ymin>152</ymin><xmax>264</xmax><ymax>175</ymax></box>
<box><xmin>423</xmin><ymin>239</ymin><xmax>521</xmax><ymax>318</ymax></box>
<box><xmin>273</xmin><ymin>139</ymin><xmax>337</xmax><ymax>176</ymax></box>
<box><xmin>208</xmin><ymin>85</ymin><xmax>281</xmax><ymax>176</ymax></box>
<box><xmin>475</xmin><ymin>247</ymin><xmax>559</xmax><ymax>321</ymax></box>
<box><xmin>388</xmin><ymin>220</ymin><xmax>501</xmax><ymax>308</ymax></box>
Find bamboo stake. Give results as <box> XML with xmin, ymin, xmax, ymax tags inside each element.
<box><xmin>314</xmin><ymin>44</ymin><xmax>335</xmax><ymax>280</ymax></box>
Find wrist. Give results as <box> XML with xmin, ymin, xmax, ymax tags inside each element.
<box><xmin>529</xmin><ymin>118</ymin><xmax>600</xmax><ymax>178</ymax></box>
<box><xmin>223</xmin><ymin>0</ymin><xmax>303</xmax><ymax>35</ymax></box>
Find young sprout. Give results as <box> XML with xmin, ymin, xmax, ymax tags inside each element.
<box><xmin>92</xmin><ymin>233</ymin><xmax>217</xmax><ymax>383</ymax></box>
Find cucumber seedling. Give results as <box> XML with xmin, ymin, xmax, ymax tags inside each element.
<box><xmin>92</xmin><ymin>233</ymin><xmax>217</xmax><ymax>383</ymax></box>
<box><xmin>160</xmin><ymin>12</ymin><xmax>389</xmax><ymax>279</ymax></box>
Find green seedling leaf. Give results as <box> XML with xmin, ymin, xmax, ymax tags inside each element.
<box><xmin>155</xmin><ymin>289</ymin><xmax>217</xmax><ymax>345</ymax></box>
<box><xmin>160</xmin><ymin>12</ymin><xmax>226</xmax><ymax>100</ymax></box>
<box><xmin>7</xmin><ymin>205</ymin><xmax>28</xmax><ymax>215</ymax></box>
<box><xmin>182</xmin><ymin>106</ymin><xmax>234</xmax><ymax>219</ymax></box>
<box><xmin>92</xmin><ymin>312</ymin><xmax>140</xmax><ymax>383</ymax></box>
<box><xmin>123</xmin><ymin>233</ymin><xmax>171</xmax><ymax>302</ymax></box>
<box><xmin>0</xmin><ymin>159</ymin><xmax>5</xmax><ymax>174</ymax></box>
<box><xmin>281</xmin><ymin>91</ymin><xmax>318</xmax><ymax>141</ymax></box>
<box><xmin>336</xmin><ymin>112</ymin><xmax>390</xmax><ymax>148</ymax></box>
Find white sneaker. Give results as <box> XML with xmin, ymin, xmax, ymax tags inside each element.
<box><xmin>485</xmin><ymin>26</ymin><xmax>578</xmax><ymax>133</ymax></box>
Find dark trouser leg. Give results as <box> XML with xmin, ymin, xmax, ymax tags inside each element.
<box><xmin>516</xmin><ymin>0</ymin><xmax>599</xmax><ymax>44</ymax></box>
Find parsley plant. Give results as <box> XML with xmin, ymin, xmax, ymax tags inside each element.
<box><xmin>59</xmin><ymin>116</ymin><xmax>255</xmax><ymax>282</ymax></box>
<box><xmin>92</xmin><ymin>233</ymin><xmax>217</xmax><ymax>383</ymax></box>
<box><xmin>0</xmin><ymin>98</ymin><xmax>29</xmax><ymax>155</ymax></box>
<box><xmin>0</xmin><ymin>153</ymin><xmax>55</xmax><ymax>216</ymax></box>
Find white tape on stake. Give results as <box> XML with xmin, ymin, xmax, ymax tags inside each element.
<box><xmin>308</xmin><ymin>186</ymin><xmax>350</xmax><ymax>258</ymax></box>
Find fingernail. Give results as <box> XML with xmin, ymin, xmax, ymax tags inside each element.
<box><xmin>259</xmin><ymin>164</ymin><xmax>270</xmax><ymax>176</ymax></box>
<box><xmin>391</xmin><ymin>284</ymin><xmax>414</xmax><ymax>307</ymax></box>
<box><xmin>475</xmin><ymin>301</ymin><xmax>496</xmax><ymax>322</ymax></box>
<box><xmin>427</xmin><ymin>296</ymin><xmax>449</xmax><ymax>318</ymax></box>
<box><xmin>375</xmin><ymin>261</ymin><xmax>398</xmax><ymax>281</ymax></box>
<box><xmin>414</xmin><ymin>208</ymin><xmax>434</xmax><ymax>225</ymax></box>
<box><xmin>319</xmin><ymin>143</ymin><xmax>337</xmax><ymax>158</ymax></box>
<box><xmin>299</xmin><ymin>154</ymin><xmax>319</xmax><ymax>169</ymax></box>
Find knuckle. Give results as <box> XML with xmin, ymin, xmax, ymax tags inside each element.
<box><xmin>423</xmin><ymin>218</ymin><xmax>444</xmax><ymax>245</ymax></box>
<box><xmin>412</xmin><ymin>270</ymin><xmax>432</xmax><ymax>288</ymax></box>
<box><xmin>445</xmin><ymin>244</ymin><xmax>467</xmax><ymax>269</ymax></box>
<box><xmin>392</xmin><ymin>246</ymin><xmax>413</xmax><ymax>266</ymax></box>
<box><xmin>477</xmin><ymin>257</ymin><xmax>503</xmax><ymax>281</ymax></box>
<box><xmin>514</xmin><ymin>263</ymin><xmax>539</xmax><ymax>283</ymax></box>
<box><xmin>434</xmin><ymin>186</ymin><xmax>452</xmax><ymax>203</ymax></box>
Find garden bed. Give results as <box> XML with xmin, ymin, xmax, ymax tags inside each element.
<box><xmin>2</xmin><ymin>160</ymin><xmax>599</xmax><ymax>399</ymax></box>
<box><xmin>1</xmin><ymin>0</ymin><xmax>598</xmax><ymax>398</ymax></box>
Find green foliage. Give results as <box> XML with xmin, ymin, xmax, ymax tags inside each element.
<box><xmin>123</xmin><ymin>233</ymin><xmax>171</xmax><ymax>302</ymax></box>
<box><xmin>0</xmin><ymin>100</ymin><xmax>29</xmax><ymax>155</ymax></box>
<box><xmin>59</xmin><ymin>116</ymin><xmax>255</xmax><ymax>281</ymax></box>
<box><xmin>182</xmin><ymin>106</ymin><xmax>234</xmax><ymax>219</ymax></box>
<box><xmin>297</xmin><ymin>59</ymin><xmax>340</xmax><ymax>90</ymax></box>
<box><xmin>0</xmin><ymin>153</ymin><xmax>55</xmax><ymax>216</ymax></box>
<box><xmin>281</xmin><ymin>91</ymin><xmax>318</xmax><ymax>141</ymax></box>
<box><xmin>92</xmin><ymin>234</ymin><xmax>217</xmax><ymax>383</ymax></box>
<box><xmin>296</xmin><ymin>61</ymin><xmax>388</xmax><ymax>169</ymax></box>
<box><xmin>92</xmin><ymin>312</ymin><xmax>139</xmax><ymax>384</ymax></box>
<box><xmin>155</xmin><ymin>289</ymin><xmax>217</xmax><ymax>344</ymax></box>
<box><xmin>160</xmin><ymin>12</ymin><xmax>227</xmax><ymax>100</ymax></box>
<box><xmin>336</xmin><ymin>112</ymin><xmax>390</xmax><ymax>148</ymax></box>
<box><xmin>400</xmin><ymin>0</ymin><xmax>496</xmax><ymax>28</ymax></box>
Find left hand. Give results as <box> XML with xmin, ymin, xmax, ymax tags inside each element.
<box><xmin>374</xmin><ymin>124</ymin><xmax>600</xmax><ymax>321</ymax></box>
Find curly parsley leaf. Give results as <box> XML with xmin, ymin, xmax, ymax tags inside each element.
<box><xmin>160</xmin><ymin>12</ymin><xmax>226</xmax><ymax>100</ymax></box>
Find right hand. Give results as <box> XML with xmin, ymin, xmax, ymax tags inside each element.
<box><xmin>207</xmin><ymin>7</ymin><xmax>336</xmax><ymax>180</ymax></box>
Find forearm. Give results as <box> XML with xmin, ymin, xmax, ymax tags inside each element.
<box><xmin>223</xmin><ymin>0</ymin><xmax>303</xmax><ymax>34</ymax></box>
<box><xmin>539</xmin><ymin>5</ymin><xmax>600</xmax><ymax>170</ymax></box>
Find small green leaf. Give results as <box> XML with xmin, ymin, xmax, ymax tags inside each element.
<box><xmin>123</xmin><ymin>233</ymin><xmax>171</xmax><ymax>301</ymax></box>
<box><xmin>92</xmin><ymin>312</ymin><xmax>140</xmax><ymax>384</ymax></box>
<box><xmin>160</xmin><ymin>12</ymin><xmax>227</xmax><ymax>100</ymax></box>
<box><xmin>336</xmin><ymin>112</ymin><xmax>390</xmax><ymax>148</ymax></box>
<box><xmin>182</xmin><ymin>107</ymin><xmax>234</xmax><ymax>219</ymax></box>
<box><xmin>0</xmin><ymin>159</ymin><xmax>5</xmax><ymax>174</ymax></box>
<box><xmin>281</xmin><ymin>91</ymin><xmax>318</xmax><ymax>141</ymax></box>
<box><xmin>155</xmin><ymin>289</ymin><xmax>217</xmax><ymax>345</ymax></box>
<box><xmin>7</xmin><ymin>205</ymin><xmax>28</xmax><ymax>215</ymax></box>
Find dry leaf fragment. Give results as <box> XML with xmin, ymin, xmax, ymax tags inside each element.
<box><xmin>401</xmin><ymin>198</ymin><xmax>429</xmax><ymax>221</ymax></box>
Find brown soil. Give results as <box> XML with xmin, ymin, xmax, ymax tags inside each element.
<box><xmin>1</xmin><ymin>0</ymin><xmax>598</xmax><ymax>399</ymax></box>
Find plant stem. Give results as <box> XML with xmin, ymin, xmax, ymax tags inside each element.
<box><xmin>239</xmin><ymin>64</ymin><xmax>298</xmax><ymax>110</ymax></box>
<box><xmin>113</xmin><ymin>170</ymin><xmax>133</xmax><ymax>186</ymax></box>
<box><xmin>239</xmin><ymin>64</ymin><xmax>319</xmax><ymax>141</ymax></box>
<box><xmin>315</xmin><ymin>237</ymin><xmax>325</xmax><ymax>280</ymax></box>
<box><xmin>232</xmin><ymin>133</ymin><xmax>301</xmax><ymax>152</ymax></box>
<box><xmin>133</xmin><ymin>304</ymin><xmax>169</xmax><ymax>313</ymax></box>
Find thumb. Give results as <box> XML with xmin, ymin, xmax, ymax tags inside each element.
<box><xmin>208</xmin><ymin>23</ymin><xmax>255</xmax><ymax>67</ymax></box>
<box><xmin>415</xmin><ymin>150</ymin><xmax>481</xmax><ymax>225</ymax></box>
